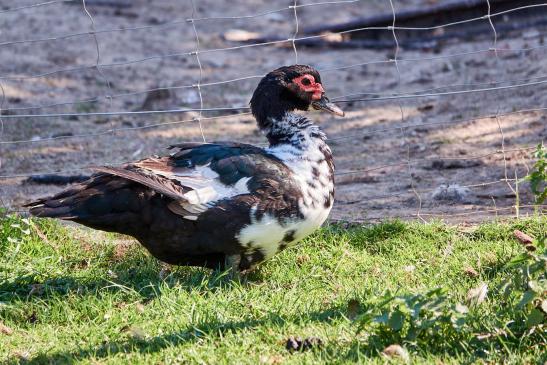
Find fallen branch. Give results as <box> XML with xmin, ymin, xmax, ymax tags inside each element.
<box><xmin>242</xmin><ymin>0</ymin><xmax>547</xmax><ymax>50</ymax></box>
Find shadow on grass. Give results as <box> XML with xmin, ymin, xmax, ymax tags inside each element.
<box><xmin>13</xmin><ymin>307</ymin><xmax>349</xmax><ymax>364</ymax></box>
<box><xmin>11</xmin><ymin>304</ymin><xmax>487</xmax><ymax>365</ymax></box>
<box><xmin>0</xmin><ymin>254</ymin><xmax>264</xmax><ymax>305</ymax></box>
<box><xmin>342</xmin><ymin>220</ymin><xmax>408</xmax><ymax>255</ymax></box>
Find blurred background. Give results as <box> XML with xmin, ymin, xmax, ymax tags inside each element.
<box><xmin>0</xmin><ymin>0</ymin><xmax>546</xmax><ymax>222</ymax></box>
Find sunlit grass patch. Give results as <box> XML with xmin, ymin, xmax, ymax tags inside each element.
<box><xmin>0</xmin><ymin>215</ymin><xmax>545</xmax><ymax>364</ymax></box>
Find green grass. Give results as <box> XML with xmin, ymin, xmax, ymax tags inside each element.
<box><xmin>0</xmin><ymin>215</ymin><xmax>545</xmax><ymax>364</ymax></box>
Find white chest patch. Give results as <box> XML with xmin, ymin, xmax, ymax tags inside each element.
<box><xmin>237</xmin><ymin>204</ymin><xmax>331</xmax><ymax>260</ymax></box>
<box><xmin>237</xmin><ymin>117</ymin><xmax>334</xmax><ymax>260</ymax></box>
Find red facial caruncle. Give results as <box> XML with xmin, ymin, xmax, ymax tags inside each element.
<box><xmin>292</xmin><ymin>74</ymin><xmax>324</xmax><ymax>101</ymax></box>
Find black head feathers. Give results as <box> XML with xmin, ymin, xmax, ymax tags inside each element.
<box><xmin>250</xmin><ymin>65</ymin><xmax>323</xmax><ymax>130</ymax></box>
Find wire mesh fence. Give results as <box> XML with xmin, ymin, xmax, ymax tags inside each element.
<box><xmin>0</xmin><ymin>0</ymin><xmax>546</xmax><ymax>222</ymax></box>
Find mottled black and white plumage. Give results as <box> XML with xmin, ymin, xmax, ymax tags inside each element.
<box><xmin>25</xmin><ymin>65</ymin><xmax>344</xmax><ymax>272</ymax></box>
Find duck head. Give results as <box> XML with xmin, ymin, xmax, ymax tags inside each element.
<box><xmin>250</xmin><ymin>65</ymin><xmax>344</xmax><ymax>131</ymax></box>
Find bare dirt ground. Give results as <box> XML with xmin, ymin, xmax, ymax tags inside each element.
<box><xmin>0</xmin><ymin>0</ymin><xmax>546</xmax><ymax>223</ymax></box>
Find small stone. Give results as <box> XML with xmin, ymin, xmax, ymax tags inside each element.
<box><xmin>382</xmin><ymin>344</ymin><xmax>409</xmax><ymax>362</ymax></box>
<box><xmin>431</xmin><ymin>183</ymin><xmax>471</xmax><ymax>202</ymax></box>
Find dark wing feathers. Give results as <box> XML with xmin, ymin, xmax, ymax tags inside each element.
<box><xmin>165</xmin><ymin>142</ymin><xmax>304</xmax><ymax>220</ymax></box>
<box><xmin>168</xmin><ymin>142</ymin><xmax>285</xmax><ymax>185</ymax></box>
<box><xmin>27</xmin><ymin>142</ymin><xmax>294</xmax><ymax>222</ymax></box>
<box><xmin>92</xmin><ymin>166</ymin><xmax>186</xmax><ymax>201</ymax></box>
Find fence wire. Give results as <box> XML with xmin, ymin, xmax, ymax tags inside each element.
<box><xmin>1</xmin><ymin>45</ymin><xmax>545</xmax><ymax>114</ymax></box>
<box><xmin>0</xmin><ymin>0</ymin><xmax>545</xmax><ymax>222</ymax></box>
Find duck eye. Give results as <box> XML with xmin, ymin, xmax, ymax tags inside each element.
<box><xmin>301</xmin><ymin>78</ymin><xmax>311</xmax><ymax>86</ymax></box>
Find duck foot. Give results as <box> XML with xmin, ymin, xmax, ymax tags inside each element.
<box><xmin>221</xmin><ymin>255</ymin><xmax>259</xmax><ymax>282</ymax></box>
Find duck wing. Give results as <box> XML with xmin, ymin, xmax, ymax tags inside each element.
<box><xmin>90</xmin><ymin>142</ymin><xmax>287</xmax><ymax>221</ymax></box>
<box><xmin>26</xmin><ymin>141</ymin><xmax>290</xmax><ymax>222</ymax></box>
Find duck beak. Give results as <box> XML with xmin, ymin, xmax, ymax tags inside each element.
<box><xmin>311</xmin><ymin>95</ymin><xmax>345</xmax><ymax>117</ymax></box>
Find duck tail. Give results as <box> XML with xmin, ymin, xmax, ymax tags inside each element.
<box><xmin>24</xmin><ymin>173</ymin><xmax>143</xmax><ymax>229</ymax></box>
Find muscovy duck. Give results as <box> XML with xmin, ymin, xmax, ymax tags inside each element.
<box><xmin>25</xmin><ymin>65</ymin><xmax>344</xmax><ymax>272</ymax></box>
